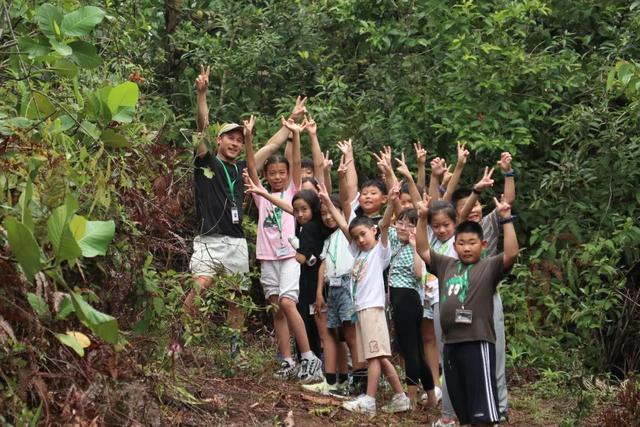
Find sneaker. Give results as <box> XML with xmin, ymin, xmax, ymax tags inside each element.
<box><xmin>499</xmin><ymin>410</ymin><xmax>509</xmax><ymax>422</ymax></box>
<box><xmin>298</xmin><ymin>356</ymin><xmax>323</xmax><ymax>384</ymax></box>
<box><xmin>420</xmin><ymin>386</ymin><xmax>442</xmax><ymax>406</ymax></box>
<box><xmin>274</xmin><ymin>360</ymin><xmax>298</xmax><ymax>380</ymax></box>
<box><xmin>329</xmin><ymin>382</ymin><xmax>356</xmax><ymax>400</ymax></box>
<box><xmin>342</xmin><ymin>394</ymin><xmax>376</xmax><ymax>416</ymax></box>
<box><xmin>301</xmin><ymin>379</ymin><xmax>338</xmax><ymax>395</ymax></box>
<box><xmin>381</xmin><ymin>393</ymin><xmax>411</xmax><ymax>413</ymax></box>
<box><xmin>431</xmin><ymin>417</ymin><xmax>456</xmax><ymax>427</ymax></box>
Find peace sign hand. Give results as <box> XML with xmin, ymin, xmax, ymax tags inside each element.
<box><xmin>416</xmin><ymin>191</ymin><xmax>432</xmax><ymax>218</ymax></box>
<box><xmin>195</xmin><ymin>64</ymin><xmax>210</xmax><ymax>94</ymax></box>
<box><xmin>395</xmin><ymin>152</ymin><xmax>412</xmax><ymax>179</ymax></box>
<box><xmin>414</xmin><ymin>141</ymin><xmax>428</xmax><ymax>165</ymax></box>
<box><xmin>473</xmin><ymin>167</ymin><xmax>495</xmax><ymax>193</ymax></box>
<box><xmin>493</xmin><ymin>194</ymin><xmax>511</xmax><ymax>219</ymax></box>
<box><xmin>243</xmin><ymin>115</ymin><xmax>256</xmax><ymax>138</ymax></box>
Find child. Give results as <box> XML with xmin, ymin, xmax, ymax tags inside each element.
<box><xmin>243</xmin><ymin>118</ymin><xmax>324</xmax><ymax>384</ymax></box>
<box><xmin>451</xmin><ymin>152</ymin><xmax>516</xmax><ymax>420</ymax></box>
<box><xmin>324</xmin><ymin>181</ymin><xmax>411</xmax><ymax>415</ymax></box>
<box><xmin>303</xmin><ymin>192</ymin><xmax>363</xmax><ymax>395</ymax></box>
<box><xmin>415</xmin><ymin>192</ymin><xmax>518</xmax><ymax>427</ymax></box>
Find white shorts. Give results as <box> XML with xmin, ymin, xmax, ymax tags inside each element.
<box><xmin>190</xmin><ymin>235</ymin><xmax>250</xmax><ymax>290</ymax></box>
<box><xmin>260</xmin><ymin>258</ymin><xmax>300</xmax><ymax>302</ymax></box>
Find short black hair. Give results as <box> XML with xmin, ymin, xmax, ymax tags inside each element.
<box><xmin>349</xmin><ymin>215</ymin><xmax>375</xmax><ymax>231</ymax></box>
<box><xmin>397</xmin><ymin>208</ymin><xmax>418</xmax><ymax>225</ymax></box>
<box><xmin>264</xmin><ymin>154</ymin><xmax>289</xmax><ymax>172</ymax></box>
<box><xmin>360</xmin><ymin>178</ymin><xmax>387</xmax><ymax>194</ymax></box>
<box><xmin>427</xmin><ymin>200</ymin><xmax>457</xmax><ymax>224</ymax></box>
<box><xmin>455</xmin><ymin>220</ymin><xmax>484</xmax><ymax>240</ymax></box>
<box><xmin>328</xmin><ymin>193</ymin><xmax>342</xmax><ymax>210</ymax></box>
<box><xmin>400</xmin><ymin>182</ymin><xmax>424</xmax><ymax>196</ymax></box>
<box><xmin>301</xmin><ymin>176</ymin><xmax>319</xmax><ymax>191</ymax></box>
<box><xmin>301</xmin><ymin>157</ymin><xmax>314</xmax><ymax>170</ymax></box>
<box><xmin>451</xmin><ymin>188</ymin><xmax>472</xmax><ymax>210</ymax></box>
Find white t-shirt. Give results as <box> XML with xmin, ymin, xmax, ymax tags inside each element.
<box><xmin>423</xmin><ymin>227</ymin><xmax>458</xmax><ymax>306</ymax></box>
<box><xmin>321</xmin><ymin>229</ymin><xmax>354</xmax><ymax>280</ymax></box>
<box><xmin>348</xmin><ymin>240</ymin><xmax>391</xmax><ymax>311</ymax></box>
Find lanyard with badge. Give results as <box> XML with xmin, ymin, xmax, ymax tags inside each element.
<box><xmin>443</xmin><ymin>262</ymin><xmax>475</xmax><ymax>324</ymax></box>
<box><xmin>327</xmin><ymin>233</ymin><xmax>342</xmax><ymax>287</ymax></box>
<box><xmin>271</xmin><ymin>191</ymin><xmax>290</xmax><ymax>257</ymax></box>
<box><xmin>350</xmin><ymin>249</ymin><xmax>370</xmax><ymax>323</ymax></box>
<box><xmin>216</xmin><ymin>157</ymin><xmax>240</xmax><ymax>224</ymax></box>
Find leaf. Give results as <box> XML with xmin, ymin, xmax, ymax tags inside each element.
<box><xmin>80</xmin><ymin>120</ymin><xmax>100</xmax><ymax>140</ymax></box>
<box><xmin>3</xmin><ymin>217</ymin><xmax>44</xmax><ymax>282</ymax></box>
<box><xmin>70</xmin><ymin>292</ymin><xmax>118</xmax><ymax>344</ymax></box>
<box><xmin>101</xmin><ymin>129</ymin><xmax>129</xmax><ymax>148</ymax></box>
<box><xmin>69</xmin><ymin>215</ymin><xmax>115</xmax><ymax>257</ymax></box>
<box><xmin>67</xmin><ymin>331</ymin><xmax>91</xmax><ymax>348</ymax></box>
<box><xmin>50</xmin><ymin>59</ymin><xmax>78</xmax><ymax>78</ymax></box>
<box><xmin>49</xmin><ymin>38</ymin><xmax>72</xmax><ymax>57</ymax></box>
<box><xmin>47</xmin><ymin>203</ymin><xmax>82</xmax><ymax>263</ymax></box>
<box><xmin>606</xmin><ymin>68</ymin><xmax>616</xmax><ymax>91</ymax></box>
<box><xmin>0</xmin><ymin>117</ymin><xmax>33</xmax><ymax>136</ymax></box>
<box><xmin>27</xmin><ymin>293</ymin><xmax>50</xmax><ymax>318</ymax></box>
<box><xmin>107</xmin><ymin>82</ymin><xmax>139</xmax><ymax>115</ymax></box>
<box><xmin>36</xmin><ymin>4</ymin><xmax>63</xmax><ymax>38</ymax></box>
<box><xmin>56</xmin><ymin>296</ymin><xmax>74</xmax><ymax>320</ymax></box>
<box><xmin>61</xmin><ymin>6</ymin><xmax>106</xmax><ymax>37</ymax></box>
<box><xmin>55</xmin><ymin>332</ymin><xmax>85</xmax><ymax>356</ymax></box>
<box><xmin>18</xmin><ymin>35</ymin><xmax>51</xmax><ymax>58</ymax></box>
<box><xmin>25</xmin><ymin>92</ymin><xmax>56</xmax><ymax>120</ymax></box>
<box><xmin>69</xmin><ymin>41</ymin><xmax>102</xmax><ymax>68</ymax></box>
<box><xmin>18</xmin><ymin>180</ymin><xmax>34</xmax><ymax>232</ymax></box>
<box><xmin>111</xmin><ymin>106</ymin><xmax>135</xmax><ymax>123</ymax></box>
<box><xmin>201</xmin><ymin>167</ymin><xmax>214</xmax><ymax>179</ymax></box>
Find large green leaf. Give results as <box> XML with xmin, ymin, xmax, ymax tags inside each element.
<box><xmin>47</xmin><ymin>203</ymin><xmax>82</xmax><ymax>263</ymax></box>
<box><xmin>36</xmin><ymin>4</ymin><xmax>63</xmax><ymax>38</ymax></box>
<box><xmin>101</xmin><ymin>129</ymin><xmax>129</xmax><ymax>148</ymax></box>
<box><xmin>106</xmin><ymin>82</ymin><xmax>139</xmax><ymax>115</ymax></box>
<box><xmin>18</xmin><ymin>36</ymin><xmax>51</xmax><ymax>58</ymax></box>
<box><xmin>69</xmin><ymin>41</ymin><xmax>102</xmax><ymax>69</ymax></box>
<box><xmin>50</xmin><ymin>59</ymin><xmax>78</xmax><ymax>78</ymax></box>
<box><xmin>55</xmin><ymin>332</ymin><xmax>85</xmax><ymax>356</ymax></box>
<box><xmin>61</xmin><ymin>6</ymin><xmax>105</xmax><ymax>37</ymax></box>
<box><xmin>25</xmin><ymin>93</ymin><xmax>56</xmax><ymax>120</ymax></box>
<box><xmin>18</xmin><ymin>180</ymin><xmax>34</xmax><ymax>232</ymax></box>
<box><xmin>3</xmin><ymin>217</ymin><xmax>44</xmax><ymax>282</ymax></box>
<box><xmin>70</xmin><ymin>292</ymin><xmax>118</xmax><ymax>344</ymax></box>
<box><xmin>111</xmin><ymin>106</ymin><xmax>135</xmax><ymax>123</ymax></box>
<box><xmin>49</xmin><ymin>38</ymin><xmax>72</xmax><ymax>56</ymax></box>
<box><xmin>69</xmin><ymin>215</ymin><xmax>115</xmax><ymax>257</ymax></box>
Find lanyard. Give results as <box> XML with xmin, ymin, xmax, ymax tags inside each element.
<box><xmin>271</xmin><ymin>191</ymin><xmax>285</xmax><ymax>240</ymax></box>
<box><xmin>327</xmin><ymin>233</ymin><xmax>339</xmax><ymax>271</ymax></box>
<box><xmin>351</xmin><ymin>250</ymin><xmax>370</xmax><ymax>303</ymax></box>
<box><xmin>215</xmin><ymin>156</ymin><xmax>239</xmax><ymax>205</ymax></box>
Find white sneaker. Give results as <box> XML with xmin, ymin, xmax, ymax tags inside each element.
<box><xmin>420</xmin><ymin>386</ymin><xmax>442</xmax><ymax>406</ymax></box>
<box><xmin>301</xmin><ymin>379</ymin><xmax>338</xmax><ymax>395</ymax></box>
<box><xmin>342</xmin><ymin>394</ymin><xmax>376</xmax><ymax>416</ymax></box>
<box><xmin>381</xmin><ymin>392</ymin><xmax>411</xmax><ymax>413</ymax></box>
<box><xmin>298</xmin><ymin>356</ymin><xmax>324</xmax><ymax>384</ymax></box>
<box><xmin>273</xmin><ymin>360</ymin><xmax>297</xmax><ymax>380</ymax></box>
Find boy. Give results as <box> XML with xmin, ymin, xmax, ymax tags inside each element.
<box><xmin>451</xmin><ymin>152</ymin><xmax>516</xmax><ymax>420</ymax></box>
<box><xmin>321</xmin><ymin>181</ymin><xmax>411</xmax><ymax>415</ymax></box>
<box><xmin>415</xmin><ymin>192</ymin><xmax>518</xmax><ymax>426</ymax></box>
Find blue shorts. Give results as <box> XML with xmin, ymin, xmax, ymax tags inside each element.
<box><xmin>326</xmin><ymin>275</ymin><xmax>355</xmax><ymax>329</ymax></box>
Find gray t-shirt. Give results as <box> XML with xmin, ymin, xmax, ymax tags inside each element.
<box><xmin>429</xmin><ymin>250</ymin><xmax>508</xmax><ymax>344</ymax></box>
<box><xmin>481</xmin><ymin>209</ymin><xmax>501</xmax><ymax>256</ymax></box>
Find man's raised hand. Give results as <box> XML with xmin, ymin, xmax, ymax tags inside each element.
<box><xmin>243</xmin><ymin>115</ymin><xmax>256</xmax><ymax>138</ymax></box>
<box><xmin>195</xmin><ymin>64</ymin><xmax>210</xmax><ymax>94</ymax></box>
<box><xmin>281</xmin><ymin>116</ymin><xmax>305</xmax><ymax>133</ymax></box>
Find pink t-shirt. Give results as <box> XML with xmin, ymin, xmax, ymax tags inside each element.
<box><xmin>254</xmin><ymin>182</ymin><xmax>297</xmax><ymax>260</ymax></box>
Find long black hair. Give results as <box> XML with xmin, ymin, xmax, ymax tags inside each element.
<box><xmin>292</xmin><ymin>189</ymin><xmax>322</xmax><ymax>223</ymax></box>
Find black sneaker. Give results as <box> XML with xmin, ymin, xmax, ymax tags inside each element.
<box><xmin>329</xmin><ymin>382</ymin><xmax>356</xmax><ymax>400</ymax></box>
<box><xmin>274</xmin><ymin>360</ymin><xmax>298</xmax><ymax>380</ymax></box>
<box><xmin>298</xmin><ymin>356</ymin><xmax>323</xmax><ymax>384</ymax></box>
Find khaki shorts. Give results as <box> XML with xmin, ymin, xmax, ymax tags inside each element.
<box><xmin>190</xmin><ymin>234</ymin><xmax>250</xmax><ymax>290</ymax></box>
<box><xmin>355</xmin><ymin>307</ymin><xmax>392</xmax><ymax>363</ymax></box>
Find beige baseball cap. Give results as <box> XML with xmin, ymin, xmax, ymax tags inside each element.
<box><xmin>217</xmin><ymin>123</ymin><xmax>244</xmax><ymax>137</ymax></box>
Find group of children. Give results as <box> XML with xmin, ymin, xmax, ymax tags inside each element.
<box><xmin>187</xmin><ymin>61</ymin><xmax>522</xmax><ymax>426</ymax></box>
<box><xmin>234</xmin><ymin>102</ymin><xmax>518</xmax><ymax>426</ymax></box>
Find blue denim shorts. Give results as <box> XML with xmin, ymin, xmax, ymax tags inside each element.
<box><xmin>326</xmin><ymin>275</ymin><xmax>355</xmax><ymax>329</ymax></box>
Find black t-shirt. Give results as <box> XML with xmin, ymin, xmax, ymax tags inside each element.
<box><xmin>193</xmin><ymin>151</ymin><xmax>245</xmax><ymax>238</ymax></box>
<box><xmin>296</xmin><ymin>220</ymin><xmax>332</xmax><ymax>305</ymax></box>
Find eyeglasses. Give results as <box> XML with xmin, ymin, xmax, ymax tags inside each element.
<box><xmin>395</xmin><ymin>221</ymin><xmax>416</xmax><ymax>229</ymax></box>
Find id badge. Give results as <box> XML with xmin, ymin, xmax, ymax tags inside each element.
<box><xmin>231</xmin><ymin>206</ymin><xmax>240</xmax><ymax>224</ymax></box>
<box><xmin>309</xmin><ymin>304</ymin><xmax>315</xmax><ymax>315</ymax></box>
<box><xmin>275</xmin><ymin>246</ymin><xmax>289</xmax><ymax>257</ymax></box>
<box><xmin>455</xmin><ymin>308</ymin><xmax>473</xmax><ymax>324</ymax></box>
<box><xmin>329</xmin><ymin>277</ymin><xmax>342</xmax><ymax>287</ymax></box>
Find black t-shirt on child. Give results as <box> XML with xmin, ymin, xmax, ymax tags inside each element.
<box><xmin>296</xmin><ymin>220</ymin><xmax>332</xmax><ymax>305</ymax></box>
<box><xmin>193</xmin><ymin>151</ymin><xmax>245</xmax><ymax>238</ymax></box>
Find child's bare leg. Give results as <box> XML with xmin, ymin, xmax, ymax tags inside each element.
<box><xmin>380</xmin><ymin>357</ymin><xmax>404</xmax><ymax>394</ymax></box>
<box><xmin>183</xmin><ymin>276</ymin><xmax>213</xmax><ymax>316</ymax></box>
<box><xmin>337</xmin><ymin>338</ymin><xmax>348</xmax><ymax>374</ymax></box>
<box><xmin>366</xmin><ymin>357</ymin><xmax>382</xmax><ymax>397</ymax></box>
<box><xmin>422</xmin><ymin>318</ymin><xmax>441</xmax><ymax>387</ymax></box>
<box><xmin>314</xmin><ymin>311</ymin><xmax>337</xmax><ymax>372</ymax></box>
<box><xmin>270</xmin><ymin>295</ymin><xmax>291</xmax><ymax>358</ymax></box>
<box><xmin>342</xmin><ymin>322</ymin><xmax>366</xmax><ymax>370</ymax></box>
<box><xmin>280</xmin><ymin>297</ymin><xmax>312</xmax><ymax>353</ymax></box>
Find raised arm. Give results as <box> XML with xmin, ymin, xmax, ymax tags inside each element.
<box><xmin>459</xmin><ymin>166</ymin><xmax>494</xmax><ymax>222</ymax></box>
<box><xmin>443</xmin><ymin>141</ymin><xmax>470</xmax><ymax>202</ymax></box>
<box><xmin>321</xmin><ymin>150</ymin><xmax>333</xmax><ymax>194</ymax></box>
<box><xmin>254</xmin><ymin>96</ymin><xmax>307</xmax><ymax>168</ymax></box>
<box><xmin>497</xmin><ymin>151</ymin><xmax>516</xmax><ymax>205</ymax></box>
<box><xmin>244</xmin><ymin>171</ymin><xmax>294</xmax><ymax>215</ymax></box>
<box><xmin>195</xmin><ymin>65</ymin><xmax>210</xmax><ymax>157</ymax></box>
<box><xmin>281</xmin><ymin>117</ymin><xmax>303</xmax><ymax>188</ymax></box>
<box><xmin>318</xmin><ymin>182</ymin><xmax>351</xmax><ymax>242</ymax></box>
<box><xmin>304</xmin><ymin>115</ymin><xmax>325</xmax><ymax>182</ymax></box>
<box><xmin>395</xmin><ymin>152</ymin><xmax>422</xmax><ymax>206</ymax></box>
<box><xmin>414</xmin><ymin>141</ymin><xmax>428</xmax><ymax>190</ymax></box>
<box><xmin>374</xmin><ymin>146</ymin><xmax>398</xmax><ymax>191</ymax></box>
<box><xmin>316</xmin><ymin>260</ymin><xmax>328</xmax><ymax>314</ymax></box>
<box><xmin>493</xmin><ymin>197</ymin><xmax>518</xmax><ymax>269</ymax></box>
<box><xmin>415</xmin><ymin>192</ymin><xmax>433</xmax><ymax>266</ymax></box>
<box><xmin>379</xmin><ymin>181</ymin><xmax>400</xmax><ymax>247</ymax></box>
<box><xmin>410</xmin><ymin>231</ymin><xmax>423</xmax><ymax>278</ymax></box>
<box><xmin>337</xmin><ymin>140</ymin><xmax>356</xmax><ymax>217</ymax></box>
<box><xmin>428</xmin><ymin>157</ymin><xmax>446</xmax><ymax>201</ymax></box>
<box><xmin>242</xmin><ymin>115</ymin><xmax>260</xmax><ymax>185</ymax></box>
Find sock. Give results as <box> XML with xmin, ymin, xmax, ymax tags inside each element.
<box><xmin>325</xmin><ymin>373</ymin><xmax>337</xmax><ymax>385</ymax></box>
<box><xmin>284</xmin><ymin>357</ymin><xmax>295</xmax><ymax>365</ymax></box>
<box><xmin>353</xmin><ymin>368</ymin><xmax>368</xmax><ymax>389</ymax></box>
<box><xmin>337</xmin><ymin>373</ymin><xmax>349</xmax><ymax>384</ymax></box>
<box><xmin>301</xmin><ymin>351</ymin><xmax>314</xmax><ymax>360</ymax></box>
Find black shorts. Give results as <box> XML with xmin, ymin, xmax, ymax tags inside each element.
<box><xmin>443</xmin><ymin>340</ymin><xmax>499</xmax><ymax>425</ymax></box>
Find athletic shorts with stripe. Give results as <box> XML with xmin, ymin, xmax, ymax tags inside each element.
<box><xmin>443</xmin><ymin>340</ymin><xmax>500</xmax><ymax>425</ymax></box>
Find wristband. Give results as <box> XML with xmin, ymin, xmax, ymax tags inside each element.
<box><xmin>504</xmin><ymin>169</ymin><xmax>517</xmax><ymax>178</ymax></box>
<box><xmin>472</xmin><ymin>188</ymin><xmax>482</xmax><ymax>195</ymax></box>
<box><xmin>438</xmin><ymin>185</ymin><xmax>446</xmax><ymax>194</ymax></box>
<box><xmin>498</xmin><ymin>215</ymin><xmax>515</xmax><ymax>225</ymax></box>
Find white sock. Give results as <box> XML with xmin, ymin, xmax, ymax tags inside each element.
<box><xmin>301</xmin><ymin>351</ymin><xmax>314</xmax><ymax>360</ymax></box>
<box><xmin>284</xmin><ymin>357</ymin><xmax>294</xmax><ymax>365</ymax></box>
